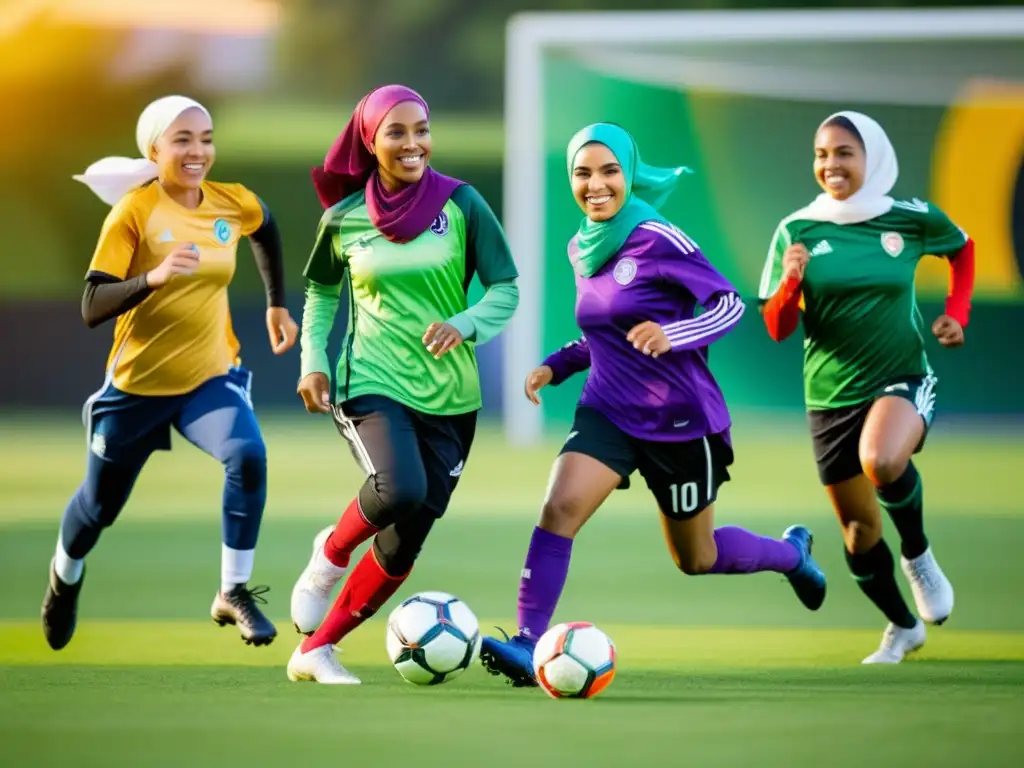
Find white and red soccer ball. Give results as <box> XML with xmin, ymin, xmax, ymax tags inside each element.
<box><xmin>532</xmin><ymin>621</ymin><xmax>617</xmax><ymax>699</ymax></box>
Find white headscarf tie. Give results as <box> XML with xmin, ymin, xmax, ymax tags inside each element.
<box><xmin>72</xmin><ymin>95</ymin><xmax>211</xmax><ymax>206</ymax></box>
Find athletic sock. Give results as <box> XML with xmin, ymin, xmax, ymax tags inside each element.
<box><xmin>53</xmin><ymin>537</ymin><xmax>84</xmax><ymax>585</ymax></box>
<box><xmin>301</xmin><ymin>544</ymin><xmax>406</xmax><ymax>652</ymax></box>
<box><xmin>707</xmin><ymin>526</ymin><xmax>801</xmax><ymax>574</ymax></box>
<box><xmin>220</xmin><ymin>545</ymin><xmax>254</xmax><ymax>594</ymax></box>
<box><xmin>516</xmin><ymin>527</ymin><xmax>572</xmax><ymax>641</ymax></box>
<box><xmin>323</xmin><ymin>497</ymin><xmax>379</xmax><ymax>568</ymax></box>
<box><xmin>845</xmin><ymin>540</ymin><xmax>917</xmax><ymax>629</ymax></box>
<box><xmin>876</xmin><ymin>461</ymin><xmax>928</xmax><ymax>560</ymax></box>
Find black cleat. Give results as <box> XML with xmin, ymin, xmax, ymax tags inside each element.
<box><xmin>211</xmin><ymin>584</ymin><xmax>277</xmax><ymax>646</ymax></box>
<box><xmin>41</xmin><ymin>560</ymin><xmax>85</xmax><ymax>651</ymax></box>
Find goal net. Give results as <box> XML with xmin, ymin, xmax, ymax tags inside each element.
<box><xmin>500</xmin><ymin>8</ymin><xmax>1024</xmax><ymax>445</ymax></box>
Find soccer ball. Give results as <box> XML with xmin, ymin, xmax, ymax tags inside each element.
<box><xmin>385</xmin><ymin>591</ymin><xmax>482</xmax><ymax>685</ymax></box>
<box><xmin>532</xmin><ymin>622</ymin><xmax>616</xmax><ymax>699</ymax></box>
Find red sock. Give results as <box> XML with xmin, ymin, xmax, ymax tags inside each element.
<box><xmin>323</xmin><ymin>497</ymin><xmax>379</xmax><ymax>568</ymax></box>
<box><xmin>302</xmin><ymin>545</ymin><xmax>408</xmax><ymax>652</ymax></box>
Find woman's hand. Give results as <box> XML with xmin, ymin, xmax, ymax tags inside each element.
<box><xmin>423</xmin><ymin>322</ymin><xmax>464</xmax><ymax>359</ymax></box>
<box><xmin>297</xmin><ymin>372</ymin><xmax>331</xmax><ymax>414</ymax></box>
<box><xmin>147</xmin><ymin>244</ymin><xmax>200</xmax><ymax>288</ymax></box>
<box><xmin>266</xmin><ymin>307</ymin><xmax>298</xmax><ymax>354</ymax></box>
<box><xmin>932</xmin><ymin>314</ymin><xmax>964</xmax><ymax>348</ymax></box>
<box><xmin>524</xmin><ymin>365</ymin><xmax>554</xmax><ymax>405</ymax></box>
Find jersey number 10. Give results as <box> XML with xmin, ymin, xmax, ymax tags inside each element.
<box><xmin>668</xmin><ymin>482</ymin><xmax>699</xmax><ymax>515</ymax></box>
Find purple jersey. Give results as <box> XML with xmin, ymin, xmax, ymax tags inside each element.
<box><xmin>544</xmin><ymin>221</ymin><xmax>744</xmax><ymax>443</ymax></box>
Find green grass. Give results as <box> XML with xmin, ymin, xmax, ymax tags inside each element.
<box><xmin>1</xmin><ymin>414</ymin><xmax>1023</xmax><ymax>766</ymax></box>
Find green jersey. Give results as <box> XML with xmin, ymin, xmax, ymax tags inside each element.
<box><xmin>301</xmin><ymin>185</ymin><xmax>519</xmax><ymax>416</ymax></box>
<box><xmin>758</xmin><ymin>198</ymin><xmax>967</xmax><ymax>410</ymax></box>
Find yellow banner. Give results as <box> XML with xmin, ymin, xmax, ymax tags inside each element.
<box><xmin>918</xmin><ymin>83</ymin><xmax>1024</xmax><ymax>300</ymax></box>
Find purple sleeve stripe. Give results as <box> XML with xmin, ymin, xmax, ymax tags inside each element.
<box><xmin>662</xmin><ymin>294</ymin><xmax>739</xmax><ymax>333</ymax></box>
<box><xmin>640</xmin><ymin>221</ymin><xmax>699</xmax><ymax>254</ymax></box>
<box><xmin>665</xmin><ymin>299</ymin><xmax>745</xmax><ymax>347</ymax></box>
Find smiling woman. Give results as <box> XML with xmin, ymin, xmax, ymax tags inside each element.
<box><xmin>372</xmin><ymin>101</ymin><xmax>434</xmax><ymax>190</ymax></box>
<box><xmin>757</xmin><ymin>110</ymin><xmax>978</xmax><ymax>664</ymax></box>
<box><xmin>287</xmin><ymin>84</ymin><xmax>520</xmax><ymax>685</ymax></box>
<box><xmin>39</xmin><ymin>96</ymin><xmax>301</xmax><ymax>656</ymax></box>
<box><xmin>571</xmin><ymin>143</ymin><xmax>626</xmax><ymax>221</ymax></box>
<box><xmin>478</xmin><ymin>122</ymin><xmax>826</xmax><ymax>689</ymax></box>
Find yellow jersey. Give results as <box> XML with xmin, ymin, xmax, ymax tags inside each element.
<box><xmin>87</xmin><ymin>180</ymin><xmax>264</xmax><ymax>396</ymax></box>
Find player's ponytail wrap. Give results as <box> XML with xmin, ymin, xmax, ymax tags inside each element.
<box><xmin>73</xmin><ymin>96</ymin><xmax>211</xmax><ymax>206</ymax></box>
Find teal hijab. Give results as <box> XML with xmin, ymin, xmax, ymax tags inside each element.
<box><xmin>568</xmin><ymin>123</ymin><xmax>689</xmax><ymax>278</ymax></box>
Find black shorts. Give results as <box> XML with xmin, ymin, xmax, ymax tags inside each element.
<box><xmin>331</xmin><ymin>394</ymin><xmax>478</xmax><ymax>519</ymax></box>
<box><xmin>560</xmin><ymin>406</ymin><xmax>733</xmax><ymax>520</ymax></box>
<box><xmin>809</xmin><ymin>373</ymin><xmax>937</xmax><ymax>486</ymax></box>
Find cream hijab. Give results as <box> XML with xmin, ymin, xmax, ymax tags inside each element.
<box><xmin>799</xmin><ymin>110</ymin><xmax>898</xmax><ymax>225</ymax></box>
<box><xmin>73</xmin><ymin>96</ymin><xmax>211</xmax><ymax>205</ymax></box>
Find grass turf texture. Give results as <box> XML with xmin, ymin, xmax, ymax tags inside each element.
<box><xmin>2</xmin><ymin>414</ymin><xmax>1023</xmax><ymax>767</ymax></box>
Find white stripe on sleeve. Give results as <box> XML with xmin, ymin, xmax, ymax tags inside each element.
<box><xmin>663</xmin><ymin>294</ymin><xmax>745</xmax><ymax>348</ymax></box>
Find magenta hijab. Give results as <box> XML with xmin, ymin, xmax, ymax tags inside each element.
<box><xmin>310</xmin><ymin>84</ymin><xmax>463</xmax><ymax>243</ymax></box>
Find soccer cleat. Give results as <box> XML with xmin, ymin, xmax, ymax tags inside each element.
<box><xmin>480</xmin><ymin>628</ymin><xmax>538</xmax><ymax>687</ymax></box>
<box><xmin>782</xmin><ymin>525</ymin><xmax>827</xmax><ymax>611</ymax></box>
<box><xmin>211</xmin><ymin>584</ymin><xmax>277</xmax><ymax>646</ymax></box>
<box><xmin>287</xmin><ymin>643</ymin><xmax>361</xmax><ymax>684</ymax></box>
<box><xmin>290</xmin><ymin>525</ymin><xmax>346</xmax><ymax>636</ymax></box>
<box><xmin>862</xmin><ymin>619</ymin><xmax>927</xmax><ymax>664</ymax></box>
<box><xmin>41</xmin><ymin>560</ymin><xmax>85</xmax><ymax>651</ymax></box>
<box><xmin>901</xmin><ymin>547</ymin><xmax>954</xmax><ymax>625</ymax></box>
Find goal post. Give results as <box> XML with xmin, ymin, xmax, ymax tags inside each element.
<box><xmin>501</xmin><ymin>7</ymin><xmax>1024</xmax><ymax>446</ymax></box>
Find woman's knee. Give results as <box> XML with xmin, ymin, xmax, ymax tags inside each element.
<box><xmin>540</xmin><ymin>493</ymin><xmax>595</xmax><ymax>538</ymax></box>
<box><xmin>370</xmin><ymin>469</ymin><xmax>429</xmax><ymax>523</ymax></box>
<box><xmin>225</xmin><ymin>438</ymin><xmax>267</xmax><ymax>493</ymax></box>
<box><xmin>859</xmin><ymin>445</ymin><xmax>907</xmax><ymax>487</ymax></box>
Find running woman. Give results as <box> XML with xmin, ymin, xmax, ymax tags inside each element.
<box><xmin>480</xmin><ymin>123</ymin><xmax>827</xmax><ymax>687</ymax></box>
<box><xmin>43</xmin><ymin>96</ymin><xmax>298</xmax><ymax>650</ymax></box>
<box><xmin>286</xmin><ymin>85</ymin><xmax>519</xmax><ymax>684</ymax></box>
<box><xmin>758</xmin><ymin>110</ymin><xmax>975</xmax><ymax>663</ymax></box>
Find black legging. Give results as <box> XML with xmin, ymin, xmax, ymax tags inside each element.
<box><xmin>332</xmin><ymin>394</ymin><xmax>477</xmax><ymax>575</ymax></box>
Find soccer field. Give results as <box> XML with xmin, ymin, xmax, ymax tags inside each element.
<box><xmin>1</xmin><ymin>414</ymin><xmax>1022</xmax><ymax>767</ymax></box>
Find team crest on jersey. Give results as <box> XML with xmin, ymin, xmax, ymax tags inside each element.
<box><xmin>881</xmin><ymin>232</ymin><xmax>904</xmax><ymax>257</ymax></box>
<box><xmin>213</xmin><ymin>218</ymin><xmax>232</xmax><ymax>244</ymax></box>
<box><xmin>613</xmin><ymin>257</ymin><xmax>638</xmax><ymax>285</ymax></box>
<box><xmin>430</xmin><ymin>212</ymin><xmax>449</xmax><ymax>237</ymax></box>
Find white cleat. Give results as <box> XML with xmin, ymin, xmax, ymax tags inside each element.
<box><xmin>287</xmin><ymin>643</ymin><xmax>361</xmax><ymax>685</ymax></box>
<box><xmin>862</xmin><ymin>620</ymin><xmax>927</xmax><ymax>664</ymax></box>
<box><xmin>290</xmin><ymin>526</ymin><xmax>346</xmax><ymax>635</ymax></box>
<box><xmin>901</xmin><ymin>547</ymin><xmax>954</xmax><ymax>625</ymax></box>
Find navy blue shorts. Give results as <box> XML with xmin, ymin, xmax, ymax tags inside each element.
<box><xmin>83</xmin><ymin>365</ymin><xmax>263</xmax><ymax>465</ymax></box>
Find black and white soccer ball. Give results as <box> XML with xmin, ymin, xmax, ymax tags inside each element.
<box><xmin>385</xmin><ymin>591</ymin><xmax>482</xmax><ymax>685</ymax></box>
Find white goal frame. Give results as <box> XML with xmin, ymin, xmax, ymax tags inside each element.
<box><xmin>501</xmin><ymin>7</ymin><xmax>1024</xmax><ymax>446</ymax></box>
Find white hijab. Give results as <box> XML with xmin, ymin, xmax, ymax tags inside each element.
<box><xmin>800</xmin><ymin>110</ymin><xmax>898</xmax><ymax>225</ymax></box>
<box><xmin>73</xmin><ymin>96</ymin><xmax>211</xmax><ymax>206</ymax></box>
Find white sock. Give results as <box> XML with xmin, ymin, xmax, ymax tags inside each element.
<box><xmin>314</xmin><ymin>547</ymin><xmax>347</xmax><ymax>577</ymax></box>
<box><xmin>221</xmin><ymin>544</ymin><xmax>255</xmax><ymax>594</ymax></box>
<box><xmin>54</xmin><ymin>539</ymin><xmax>84</xmax><ymax>585</ymax></box>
